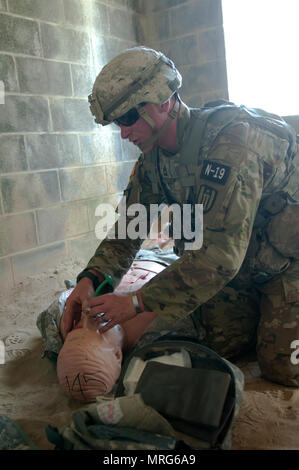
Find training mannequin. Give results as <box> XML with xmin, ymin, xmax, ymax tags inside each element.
<box><xmin>57</xmin><ymin>304</ymin><xmax>156</xmax><ymax>403</ymax></box>
<box><xmin>56</xmin><ymin>318</ymin><xmax>124</xmax><ymax>403</ymax></box>
<box><xmin>56</xmin><ymin>259</ymin><xmax>164</xmax><ymax>402</ymax></box>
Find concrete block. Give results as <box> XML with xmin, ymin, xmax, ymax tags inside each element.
<box><xmin>87</xmin><ymin>193</ymin><xmax>122</xmax><ymax>232</ymax></box>
<box><xmin>26</xmin><ymin>134</ymin><xmax>80</xmax><ymax>170</ymax></box>
<box><xmin>11</xmin><ymin>241</ymin><xmax>67</xmax><ymax>284</ymax></box>
<box><xmin>160</xmin><ymin>28</ymin><xmax>225</xmax><ymax>68</ymax></box>
<box><xmin>71</xmin><ymin>64</ymin><xmax>96</xmax><ymax>97</ymax></box>
<box><xmin>0</xmin><ymin>13</ymin><xmax>42</xmax><ymax>56</ymax></box>
<box><xmin>59</xmin><ymin>166</ymin><xmax>107</xmax><ymax>201</ymax></box>
<box><xmin>93</xmin><ymin>36</ymin><xmax>136</xmax><ymax>68</ymax></box>
<box><xmin>108</xmin><ymin>0</ymin><xmax>133</xmax><ymax>7</ymax></box>
<box><xmin>1</xmin><ymin>171</ymin><xmax>60</xmax><ymax>213</ymax></box>
<box><xmin>40</xmin><ymin>23</ymin><xmax>91</xmax><ymax>64</ymax></box>
<box><xmin>183</xmin><ymin>94</ymin><xmax>205</xmax><ymax>108</ymax></box>
<box><xmin>16</xmin><ymin>57</ymin><xmax>72</xmax><ymax>96</ymax></box>
<box><xmin>36</xmin><ymin>201</ymin><xmax>89</xmax><ymax>245</ymax></box>
<box><xmin>80</xmin><ymin>129</ymin><xmax>122</xmax><ymax>165</ymax></box>
<box><xmin>184</xmin><ymin>90</ymin><xmax>228</xmax><ymax>109</ymax></box>
<box><xmin>180</xmin><ymin>60</ymin><xmax>228</xmax><ymax>97</ymax></box>
<box><xmin>63</xmin><ymin>0</ymin><xmax>91</xmax><ymax>27</ymax></box>
<box><xmin>67</xmin><ymin>232</ymin><xmax>100</xmax><ymax>263</ymax></box>
<box><xmin>198</xmin><ymin>27</ymin><xmax>226</xmax><ymax>63</ymax></box>
<box><xmin>160</xmin><ymin>35</ymin><xmax>198</xmax><ymax>68</ymax></box>
<box><xmin>0</xmin><ymin>95</ymin><xmax>50</xmax><ymax>133</ymax></box>
<box><xmin>0</xmin><ymin>54</ymin><xmax>18</xmax><ymax>92</ymax></box>
<box><xmin>106</xmin><ymin>161</ymin><xmax>135</xmax><ymax>194</ymax></box>
<box><xmin>8</xmin><ymin>0</ymin><xmax>64</xmax><ymax>22</ymax></box>
<box><xmin>50</xmin><ymin>98</ymin><xmax>96</xmax><ymax>132</ymax></box>
<box><xmin>0</xmin><ymin>212</ymin><xmax>37</xmax><ymax>256</ymax></box>
<box><xmin>131</xmin><ymin>0</ymin><xmax>144</xmax><ymax>14</ymax></box>
<box><xmin>109</xmin><ymin>7</ymin><xmax>136</xmax><ymax>40</ymax></box>
<box><xmin>153</xmin><ymin>10</ymin><xmax>170</xmax><ymax>40</ymax></box>
<box><xmin>0</xmin><ymin>136</ymin><xmax>27</xmax><ymax>174</ymax></box>
<box><xmin>171</xmin><ymin>0</ymin><xmax>222</xmax><ymax>37</ymax></box>
<box><xmin>147</xmin><ymin>0</ymin><xmax>190</xmax><ymax>11</ymax></box>
<box><xmin>120</xmin><ymin>138</ymin><xmax>140</xmax><ymax>162</ymax></box>
<box><xmin>64</xmin><ymin>0</ymin><xmax>109</xmax><ymax>34</ymax></box>
<box><xmin>0</xmin><ymin>257</ymin><xmax>14</xmax><ymax>293</ymax></box>
<box><xmin>201</xmin><ymin>89</ymin><xmax>229</xmax><ymax>104</ymax></box>
<box><xmin>104</xmin><ymin>0</ymin><xmax>136</xmax><ymax>10</ymax></box>
<box><xmin>134</xmin><ymin>14</ymin><xmax>148</xmax><ymax>43</ymax></box>
<box><xmin>92</xmin><ymin>1</ymin><xmax>109</xmax><ymax>34</ymax></box>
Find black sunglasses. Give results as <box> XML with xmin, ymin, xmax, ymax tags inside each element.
<box><xmin>114</xmin><ymin>102</ymin><xmax>147</xmax><ymax>127</ymax></box>
<box><xmin>114</xmin><ymin>108</ymin><xmax>139</xmax><ymax>127</ymax></box>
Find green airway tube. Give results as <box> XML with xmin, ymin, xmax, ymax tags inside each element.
<box><xmin>93</xmin><ymin>273</ymin><xmax>113</xmax><ymax>297</ymax></box>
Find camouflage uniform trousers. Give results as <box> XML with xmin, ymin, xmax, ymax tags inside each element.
<box><xmin>256</xmin><ymin>260</ymin><xmax>299</xmax><ymax>387</ymax></box>
<box><xmin>191</xmin><ymin>260</ymin><xmax>299</xmax><ymax>387</ymax></box>
<box><xmin>193</xmin><ymin>283</ymin><xmax>260</xmax><ymax>360</ymax></box>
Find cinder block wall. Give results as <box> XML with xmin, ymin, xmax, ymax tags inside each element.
<box><xmin>137</xmin><ymin>0</ymin><xmax>228</xmax><ymax>107</ymax></box>
<box><xmin>0</xmin><ymin>0</ymin><xmax>140</xmax><ymax>291</ymax></box>
<box><xmin>0</xmin><ymin>0</ymin><xmax>228</xmax><ymax>291</ymax></box>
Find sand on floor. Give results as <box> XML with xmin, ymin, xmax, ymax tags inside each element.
<box><xmin>0</xmin><ymin>257</ymin><xmax>299</xmax><ymax>450</ymax></box>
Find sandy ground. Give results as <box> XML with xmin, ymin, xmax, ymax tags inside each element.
<box><xmin>0</xmin><ymin>257</ymin><xmax>299</xmax><ymax>450</ymax></box>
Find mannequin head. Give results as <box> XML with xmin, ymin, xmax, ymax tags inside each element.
<box><xmin>57</xmin><ymin>320</ymin><xmax>124</xmax><ymax>403</ymax></box>
<box><xmin>56</xmin><ymin>256</ymin><xmax>166</xmax><ymax>403</ymax></box>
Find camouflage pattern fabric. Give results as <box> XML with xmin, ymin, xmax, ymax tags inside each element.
<box><xmin>257</xmin><ymin>259</ymin><xmax>299</xmax><ymax>386</ymax></box>
<box><xmin>86</xmin><ymin>97</ymin><xmax>299</xmax><ymax>386</ymax></box>
<box><xmin>0</xmin><ymin>415</ymin><xmax>39</xmax><ymax>450</ymax></box>
<box><xmin>117</xmin><ymin>338</ymin><xmax>244</xmax><ymax>450</ymax></box>
<box><xmin>193</xmin><ymin>283</ymin><xmax>261</xmax><ymax>360</ymax></box>
<box><xmin>36</xmin><ymin>249</ymin><xmax>178</xmax><ymax>363</ymax></box>
<box><xmin>90</xmin><ymin>47</ymin><xmax>182</xmax><ymax>125</ymax></box>
<box><xmin>46</xmin><ymin>394</ymin><xmax>191</xmax><ymax>451</ymax></box>
<box><xmin>36</xmin><ymin>289</ymin><xmax>71</xmax><ymax>362</ymax></box>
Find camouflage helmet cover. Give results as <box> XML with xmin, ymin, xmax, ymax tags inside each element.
<box><xmin>89</xmin><ymin>46</ymin><xmax>182</xmax><ymax>125</ymax></box>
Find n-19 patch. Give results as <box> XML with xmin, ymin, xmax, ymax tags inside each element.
<box><xmin>200</xmin><ymin>160</ymin><xmax>231</xmax><ymax>185</ymax></box>
<box><xmin>198</xmin><ymin>184</ymin><xmax>218</xmax><ymax>213</ymax></box>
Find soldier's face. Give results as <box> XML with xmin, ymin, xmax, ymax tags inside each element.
<box><xmin>118</xmin><ymin>103</ymin><xmax>169</xmax><ymax>154</ymax></box>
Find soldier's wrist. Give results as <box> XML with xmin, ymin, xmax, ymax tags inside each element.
<box><xmin>131</xmin><ymin>291</ymin><xmax>145</xmax><ymax>314</ymax></box>
<box><xmin>87</xmin><ymin>268</ymin><xmax>105</xmax><ymax>282</ymax></box>
<box><xmin>76</xmin><ymin>269</ymin><xmax>104</xmax><ymax>291</ymax></box>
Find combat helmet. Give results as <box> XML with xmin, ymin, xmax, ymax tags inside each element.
<box><xmin>88</xmin><ymin>47</ymin><xmax>182</xmax><ymax>150</ymax></box>
<box><xmin>89</xmin><ymin>46</ymin><xmax>182</xmax><ymax>124</ymax></box>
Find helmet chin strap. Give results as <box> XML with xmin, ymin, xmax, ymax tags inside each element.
<box><xmin>136</xmin><ymin>98</ymin><xmax>180</xmax><ymax>152</ymax></box>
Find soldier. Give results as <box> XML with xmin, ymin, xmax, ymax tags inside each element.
<box><xmin>61</xmin><ymin>46</ymin><xmax>299</xmax><ymax>387</ymax></box>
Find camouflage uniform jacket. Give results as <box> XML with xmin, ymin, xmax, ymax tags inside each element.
<box><xmin>87</xmin><ymin>100</ymin><xmax>298</xmax><ymax>326</ymax></box>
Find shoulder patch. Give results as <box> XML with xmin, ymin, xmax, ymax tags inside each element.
<box><xmin>200</xmin><ymin>160</ymin><xmax>231</xmax><ymax>185</ymax></box>
<box><xmin>198</xmin><ymin>184</ymin><xmax>218</xmax><ymax>213</ymax></box>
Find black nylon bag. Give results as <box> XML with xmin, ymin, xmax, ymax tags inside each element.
<box><xmin>135</xmin><ymin>361</ymin><xmax>231</xmax><ymax>430</ymax></box>
<box><xmin>115</xmin><ymin>336</ymin><xmax>244</xmax><ymax>449</ymax></box>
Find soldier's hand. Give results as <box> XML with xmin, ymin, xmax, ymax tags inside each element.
<box><xmin>60</xmin><ymin>278</ymin><xmax>95</xmax><ymax>340</ymax></box>
<box><xmin>83</xmin><ymin>293</ymin><xmax>137</xmax><ymax>333</ymax></box>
